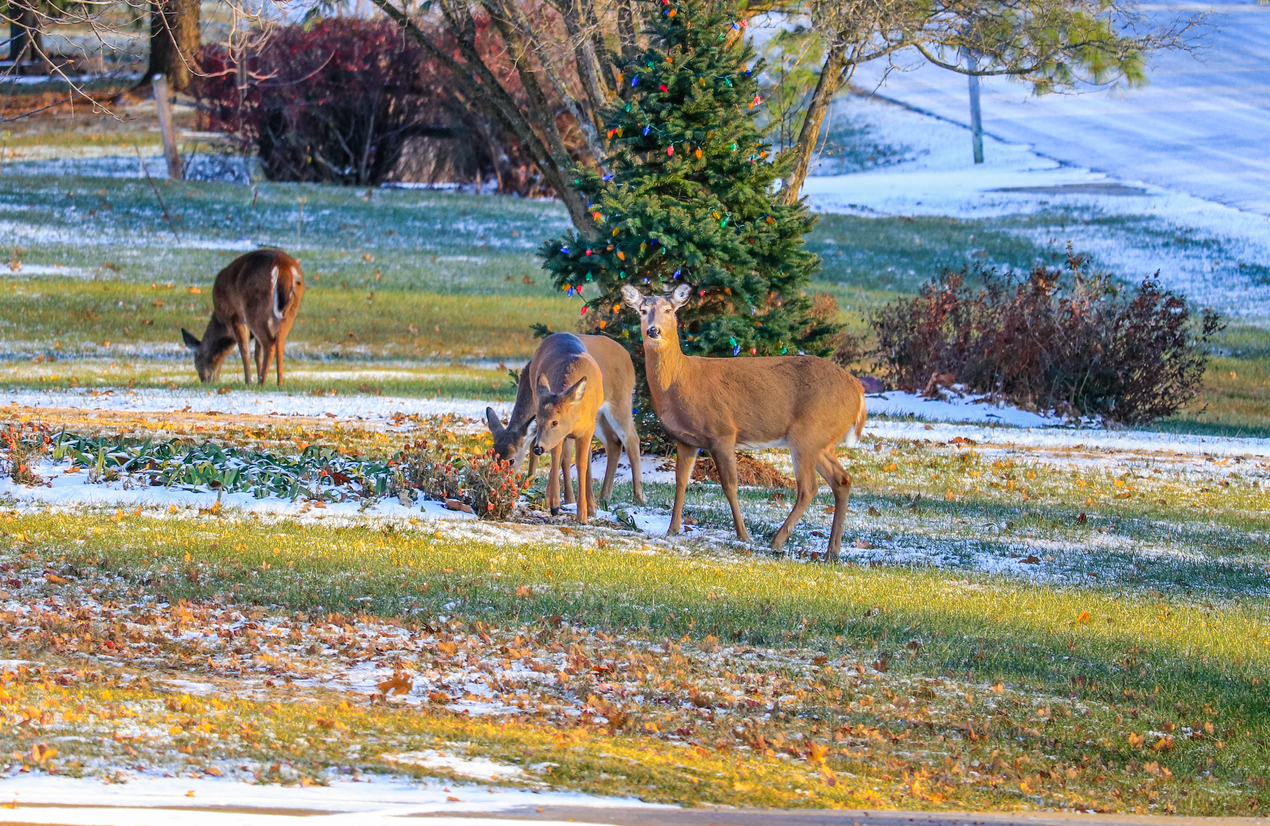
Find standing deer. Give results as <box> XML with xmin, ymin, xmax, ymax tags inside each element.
<box><xmin>486</xmin><ymin>334</ymin><xmax>646</xmax><ymax>506</ymax></box>
<box><xmin>622</xmin><ymin>283</ymin><xmax>866</xmax><ymax>561</ymax></box>
<box><xmin>180</xmin><ymin>249</ymin><xmax>304</xmax><ymax>386</ymax></box>
<box><xmin>510</xmin><ymin>333</ymin><xmax>603</xmax><ymax>523</ymax></box>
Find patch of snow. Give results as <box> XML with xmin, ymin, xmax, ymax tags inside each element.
<box><xmin>869</xmin><ymin>419</ymin><xmax>1270</xmax><ymax>459</ymax></box>
<box><xmin>0</xmin><ymin>772</ymin><xmax>662</xmax><ymax>825</ymax></box>
<box><xmin>381</xmin><ymin>750</ymin><xmax>526</xmax><ymax>782</ymax></box>
<box><xmin>1</xmin><ymin>387</ymin><xmax>512</xmax><ymax>422</ymax></box>
<box><xmin>2</xmin><ymin>264</ymin><xmax>95</xmax><ymax>278</ymax></box>
<box><xmin>866</xmin><ymin>390</ymin><xmax>1058</xmax><ymax>427</ymax></box>
<box><xmin>0</xmin><ymin>458</ymin><xmax>478</xmax><ymax>525</ymax></box>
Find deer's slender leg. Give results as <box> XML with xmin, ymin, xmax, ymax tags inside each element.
<box><xmin>712</xmin><ymin>444</ymin><xmax>752</xmax><ymax>544</ymax></box>
<box><xmin>547</xmin><ymin>442</ymin><xmax>563</xmax><ymax>516</ymax></box>
<box><xmin>816</xmin><ymin>450</ymin><xmax>853</xmax><ymax>562</ymax></box>
<box><xmin>771</xmin><ymin>446</ymin><xmax>819</xmax><ymax>552</ymax></box>
<box><xmin>575</xmin><ymin>428</ymin><xmax>597</xmax><ymax>524</ymax></box>
<box><xmin>669</xmin><ymin>442</ymin><xmax>699</xmax><ymax>535</ymax></box>
<box><xmin>234</xmin><ymin>323</ymin><xmax>252</xmax><ymax>385</ymax></box>
<box><xmin>596</xmin><ymin>416</ymin><xmax>621</xmax><ymax>503</ymax></box>
<box><xmin>255</xmin><ymin>336</ymin><xmax>272</xmax><ymax>385</ymax></box>
<box><xmin>621</xmin><ymin>414</ymin><xmax>646</xmax><ymax>505</ymax></box>
<box><xmin>275</xmin><ymin>335</ymin><xmax>287</xmax><ymax>387</ymax></box>
<box><xmin>560</xmin><ymin>438</ymin><xmax>575</xmax><ymax>506</ymax></box>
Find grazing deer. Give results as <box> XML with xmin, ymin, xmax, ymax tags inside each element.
<box><xmin>514</xmin><ymin>333</ymin><xmax>603</xmax><ymax>523</ymax></box>
<box><xmin>621</xmin><ymin>283</ymin><xmax>866</xmax><ymax>561</ymax></box>
<box><xmin>181</xmin><ymin>249</ymin><xmax>304</xmax><ymax>386</ymax></box>
<box><xmin>486</xmin><ymin>334</ymin><xmax>646</xmax><ymax>505</ymax></box>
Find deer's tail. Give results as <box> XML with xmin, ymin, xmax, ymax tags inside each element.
<box><xmin>272</xmin><ymin>264</ymin><xmax>301</xmax><ymax>322</ymax></box>
<box><xmin>843</xmin><ymin>384</ymin><xmax>867</xmax><ymax>448</ymax></box>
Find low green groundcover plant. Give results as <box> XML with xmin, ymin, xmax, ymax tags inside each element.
<box><xmin>3</xmin><ymin>424</ymin><xmax>521</xmax><ymax>518</ymax></box>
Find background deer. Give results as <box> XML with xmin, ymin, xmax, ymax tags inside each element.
<box><xmin>513</xmin><ymin>333</ymin><xmax>603</xmax><ymax>523</ymax></box>
<box><xmin>181</xmin><ymin>249</ymin><xmax>304</xmax><ymax>386</ymax></box>
<box><xmin>486</xmin><ymin>334</ymin><xmax>645</xmax><ymax>505</ymax></box>
<box><xmin>622</xmin><ymin>283</ymin><xmax>866</xmax><ymax>561</ymax></box>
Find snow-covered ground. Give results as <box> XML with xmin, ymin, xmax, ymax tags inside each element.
<box><xmin>803</xmin><ymin>92</ymin><xmax>1270</xmax><ymax>322</ymax></box>
<box><xmin>803</xmin><ymin>0</ymin><xmax>1270</xmax><ymax>321</ymax></box>
<box><xmin>9</xmin><ymin>386</ymin><xmax>1270</xmax><ymax>458</ymax></box>
<box><xmin>0</xmin><ymin>773</ymin><xmax>662</xmax><ymax>826</ymax></box>
<box><xmin>0</xmin><ymin>386</ymin><xmax>513</xmax><ymax>422</ymax></box>
<box><xmin>850</xmin><ymin>0</ymin><xmax>1270</xmax><ymax>216</ymax></box>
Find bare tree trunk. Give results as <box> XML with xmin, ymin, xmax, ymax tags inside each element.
<box><xmin>8</xmin><ymin>0</ymin><xmax>44</xmax><ymax>69</ymax></box>
<box><xmin>779</xmin><ymin>43</ymin><xmax>848</xmax><ymax>205</ymax></box>
<box><xmin>371</xmin><ymin>0</ymin><xmax>600</xmax><ymax>238</ymax></box>
<box><xmin>146</xmin><ymin>0</ymin><xmax>201</xmax><ymax>93</ymax></box>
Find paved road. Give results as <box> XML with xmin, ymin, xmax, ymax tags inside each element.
<box><xmin>417</xmin><ymin>806</ymin><xmax>1270</xmax><ymax>826</ymax></box>
<box><xmin>850</xmin><ymin>0</ymin><xmax>1270</xmax><ymax>215</ymax></box>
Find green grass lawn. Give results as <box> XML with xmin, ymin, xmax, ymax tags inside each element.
<box><xmin>2</xmin><ymin>111</ymin><xmax>1270</xmax><ymax>815</ymax></box>
<box><xmin>3</xmin><ymin>476</ymin><xmax>1267</xmax><ymax>813</ymax></box>
<box><xmin>5</xmin><ymin>168</ymin><xmax>1262</xmax><ymax>432</ymax></box>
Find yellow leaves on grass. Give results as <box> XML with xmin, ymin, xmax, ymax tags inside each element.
<box><xmin>31</xmin><ymin>743</ymin><xmax>57</xmax><ymax>765</ymax></box>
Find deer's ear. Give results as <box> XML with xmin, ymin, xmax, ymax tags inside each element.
<box><xmin>181</xmin><ymin>328</ymin><xmax>201</xmax><ymax>350</ymax></box>
<box><xmin>536</xmin><ymin>373</ymin><xmax>552</xmax><ymax>394</ymax></box>
<box><xmin>669</xmin><ymin>283</ymin><xmax>693</xmax><ymax>309</ymax></box>
<box><xmin>567</xmin><ymin>376</ymin><xmax>588</xmax><ymax>401</ymax></box>
<box><xmin>485</xmin><ymin>406</ymin><xmax>504</xmax><ymax>436</ymax></box>
<box><xmin>619</xmin><ymin>284</ymin><xmax>643</xmax><ymax>311</ymax></box>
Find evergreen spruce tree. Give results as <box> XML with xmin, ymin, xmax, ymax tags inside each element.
<box><xmin>539</xmin><ymin>0</ymin><xmax>837</xmax><ymax>369</ymax></box>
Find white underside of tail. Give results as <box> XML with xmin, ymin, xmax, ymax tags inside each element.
<box><xmin>271</xmin><ymin>266</ymin><xmax>285</xmax><ymax>321</ymax></box>
<box><xmin>843</xmin><ymin>398</ymin><xmax>867</xmax><ymax>447</ymax></box>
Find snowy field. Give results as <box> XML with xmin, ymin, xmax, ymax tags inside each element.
<box><xmin>802</xmin><ymin>0</ymin><xmax>1270</xmax><ymax>322</ymax></box>
<box><xmin>849</xmin><ymin>0</ymin><xmax>1270</xmax><ymax>216</ymax></box>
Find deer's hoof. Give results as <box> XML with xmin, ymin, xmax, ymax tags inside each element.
<box><xmin>550</xmin><ymin>507</ymin><xmax>561</xmax><ymax>517</ymax></box>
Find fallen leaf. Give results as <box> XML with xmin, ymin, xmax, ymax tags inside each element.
<box><xmin>376</xmin><ymin>673</ymin><xmax>413</xmax><ymax>696</ymax></box>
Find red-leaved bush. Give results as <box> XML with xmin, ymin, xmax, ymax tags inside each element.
<box><xmin>195</xmin><ymin>18</ymin><xmax>548</xmax><ymax>190</ymax></box>
<box><xmin>396</xmin><ymin>440</ymin><xmax>523</xmax><ymax>519</ymax></box>
<box><xmin>871</xmin><ymin>253</ymin><xmax>1223</xmax><ymax>424</ymax></box>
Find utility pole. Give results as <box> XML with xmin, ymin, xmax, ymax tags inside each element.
<box><xmin>965</xmin><ymin>49</ymin><xmax>984</xmax><ymax>164</ymax></box>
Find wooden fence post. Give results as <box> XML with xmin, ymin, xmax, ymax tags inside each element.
<box><xmin>152</xmin><ymin>73</ymin><xmax>183</xmax><ymax>180</ymax></box>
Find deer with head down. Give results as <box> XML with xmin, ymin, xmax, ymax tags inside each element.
<box><xmin>486</xmin><ymin>334</ymin><xmax>645</xmax><ymax>506</ymax></box>
<box><xmin>622</xmin><ymin>283</ymin><xmax>866</xmax><ymax>561</ymax></box>
<box><xmin>501</xmin><ymin>333</ymin><xmax>603</xmax><ymax>523</ymax></box>
<box><xmin>181</xmin><ymin>249</ymin><xmax>304</xmax><ymax>386</ymax></box>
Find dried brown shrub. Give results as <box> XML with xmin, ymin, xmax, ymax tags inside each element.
<box><xmin>871</xmin><ymin>252</ymin><xmax>1223</xmax><ymax>424</ymax></box>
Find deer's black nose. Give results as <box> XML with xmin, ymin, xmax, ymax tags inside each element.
<box><xmin>645</xmin><ymin>326</ymin><xmax>661</xmax><ymax>339</ymax></box>
<box><xmin>532</xmin><ymin>445</ymin><xmax>544</xmax><ymax>456</ymax></box>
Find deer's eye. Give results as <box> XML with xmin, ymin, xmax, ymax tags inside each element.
<box><xmin>551</xmin><ymin>420</ymin><xmax>559</xmax><ymax>426</ymax></box>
